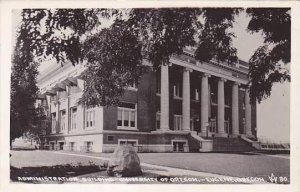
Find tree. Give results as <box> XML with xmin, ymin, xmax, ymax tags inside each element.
<box><xmin>79</xmin><ymin>8</ymin><xmax>242</xmax><ymax>106</ymax></box>
<box><xmin>11</xmin><ymin>8</ymin><xmax>291</xmax><ymax>139</ymax></box>
<box><xmin>79</xmin><ymin>20</ymin><xmax>146</xmax><ymax>106</ymax></box>
<box><xmin>195</xmin><ymin>8</ymin><xmax>241</xmax><ymax>64</ymax></box>
<box><xmin>247</xmin><ymin>8</ymin><xmax>290</xmax><ymax>103</ymax></box>
<box><xmin>10</xmin><ymin>9</ymin><xmax>106</xmax><ymax>146</ymax></box>
<box><xmin>10</xmin><ymin>50</ymin><xmax>40</xmax><ymax>146</ymax></box>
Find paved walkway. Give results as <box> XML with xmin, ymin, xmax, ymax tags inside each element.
<box><xmin>10</xmin><ymin>150</ymin><xmax>290</xmax><ymax>184</ymax></box>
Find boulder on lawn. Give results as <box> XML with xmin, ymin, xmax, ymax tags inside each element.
<box><xmin>107</xmin><ymin>145</ymin><xmax>142</xmax><ymax>177</ymax></box>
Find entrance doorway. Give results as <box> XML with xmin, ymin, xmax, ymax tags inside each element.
<box><xmin>58</xmin><ymin>142</ymin><xmax>64</xmax><ymax>150</ymax></box>
<box><xmin>172</xmin><ymin>140</ymin><xmax>188</xmax><ymax>152</ymax></box>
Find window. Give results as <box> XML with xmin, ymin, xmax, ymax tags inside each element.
<box><xmin>117</xmin><ymin>102</ymin><xmax>137</xmax><ymax>130</ymax></box>
<box><xmin>107</xmin><ymin>135</ymin><xmax>114</xmax><ymax>141</ymax></box>
<box><xmin>85</xmin><ymin>108</ymin><xmax>95</xmax><ymax>128</ymax></box>
<box><xmin>156</xmin><ymin>112</ymin><xmax>161</xmax><ymax>130</ymax></box>
<box><xmin>51</xmin><ymin>113</ymin><xmax>56</xmax><ymax>133</ymax></box>
<box><xmin>59</xmin><ymin>110</ymin><xmax>66</xmax><ymax>132</ymax></box>
<box><xmin>70</xmin><ymin>107</ymin><xmax>77</xmax><ymax>130</ymax></box>
<box><xmin>51</xmin><ymin>95</ymin><xmax>57</xmax><ymax>102</ymax></box>
<box><xmin>190</xmin><ymin>118</ymin><xmax>194</xmax><ymax>131</ymax></box>
<box><xmin>85</xmin><ymin>141</ymin><xmax>93</xmax><ymax>152</ymax></box>
<box><xmin>225</xmin><ymin>119</ymin><xmax>230</xmax><ymax>133</ymax></box>
<box><xmin>70</xmin><ymin>142</ymin><xmax>75</xmax><ymax>151</ymax></box>
<box><xmin>118</xmin><ymin>139</ymin><xmax>137</xmax><ymax>146</ymax></box>
<box><xmin>128</xmin><ymin>82</ymin><xmax>137</xmax><ymax>90</ymax></box>
<box><xmin>173</xmin><ymin>115</ymin><xmax>194</xmax><ymax>131</ymax></box>
<box><xmin>174</xmin><ymin>115</ymin><xmax>182</xmax><ymax>130</ymax></box>
<box><xmin>173</xmin><ymin>83</ymin><xmax>181</xmax><ymax>97</ymax></box>
<box><xmin>172</xmin><ymin>141</ymin><xmax>187</xmax><ymax>152</ymax></box>
<box><xmin>242</xmin><ymin>118</ymin><xmax>246</xmax><ymax>132</ymax></box>
<box><xmin>211</xmin><ymin>92</ymin><xmax>217</xmax><ymax>104</ymax></box>
<box><xmin>195</xmin><ymin>88</ymin><xmax>199</xmax><ymax>101</ymax></box>
<box><xmin>209</xmin><ymin>118</ymin><xmax>217</xmax><ymax>133</ymax></box>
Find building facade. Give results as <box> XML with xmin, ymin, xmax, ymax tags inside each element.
<box><xmin>37</xmin><ymin>47</ymin><xmax>256</xmax><ymax>153</ymax></box>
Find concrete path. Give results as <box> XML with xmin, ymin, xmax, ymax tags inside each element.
<box><xmin>50</xmin><ymin>151</ymin><xmax>269</xmax><ymax>184</ymax></box>
<box><xmin>10</xmin><ymin>150</ymin><xmax>290</xmax><ymax>184</ymax></box>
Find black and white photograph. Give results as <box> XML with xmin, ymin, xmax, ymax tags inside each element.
<box><xmin>0</xmin><ymin>0</ymin><xmax>299</xmax><ymax>191</ymax></box>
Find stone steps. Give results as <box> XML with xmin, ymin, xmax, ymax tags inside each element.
<box><xmin>211</xmin><ymin>137</ymin><xmax>255</xmax><ymax>152</ymax></box>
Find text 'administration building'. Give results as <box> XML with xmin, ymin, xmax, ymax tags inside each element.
<box><xmin>37</xmin><ymin>47</ymin><xmax>257</xmax><ymax>153</ymax></box>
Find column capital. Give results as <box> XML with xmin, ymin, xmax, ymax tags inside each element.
<box><xmin>201</xmin><ymin>73</ymin><xmax>211</xmax><ymax>78</ymax></box>
<box><xmin>232</xmin><ymin>81</ymin><xmax>240</xmax><ymax>86</ymax></box>
<box><xmin>240</xmin><ymin>83</ymin><xmax>250</xmax><ymax>89</ymax></box>
<box><xmin>218</xmin><ymin>77</ymin><xmax>227</xmax><ymax>82</ymax></box>
<box><xmin>184</xmin><ymin>67</ymin><xmax>193</xmax><ymax>73</ymax></box>
<box><xmin>160</xmin><ymin>63</ymin><xmax>172</xmax><ymax>68</ymax></box>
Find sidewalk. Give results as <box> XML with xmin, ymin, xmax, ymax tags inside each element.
<box><xmin>10</xmin><ymin>150</ymin><xmax>290</xmax><ymax>184</ymax></box>
<box><xmin>53</xmin><ymin>151</ymin><xmax>266</xmax><ymax>184</ymax></box>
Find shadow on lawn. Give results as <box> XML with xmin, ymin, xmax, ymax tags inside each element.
<box><xmin>11</xmin><ymin>162</ymin><xmax>107</xmax><ymax>183</ymax></box>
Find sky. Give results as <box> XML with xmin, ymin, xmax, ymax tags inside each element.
<box><xmin>12</xmin><ymin>9</ymin><xmax>290</xmax><ymax>143</ymax></box>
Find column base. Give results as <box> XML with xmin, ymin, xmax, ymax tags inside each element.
<box><xmin>152</xmin><ymin>128</ymin><xmax>170</xmax><ymax>133</ymax></box>
<box><xmin>228</xmin><ymin>134</ymin><xmax>240</xmax><ymax>138</ymax></box>
<box><xmin>198</xmin><ymin>132</ymin><xmax>215</xmax><ymax>138</ymax></box>
<box><xmin>160</xmin><ymin>126</ymin><xmax>170</xmax><ymax>131</ymax></box>
<box><xmin>244</xmin><ymin>133</ymin><xmax>255</xmax><ymax>138</ymax></box>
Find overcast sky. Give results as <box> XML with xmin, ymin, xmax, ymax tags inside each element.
<box><xmin>12</xmin><ymin>9</ymin><xmax>290</xmax><ymax>143</ymax></box>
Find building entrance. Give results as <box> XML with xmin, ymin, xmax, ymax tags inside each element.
<box><xmin>59</xmin><ymin>142</ymin><xmax>64</xmax><ymax>150</ymax></box>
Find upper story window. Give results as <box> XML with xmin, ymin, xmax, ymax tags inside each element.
<box><xmin>173</xmin><ymin>83</ymin><xmax>181</xmax><ymax>98</ymax></box>
<box><xmin>117</xmin><ymin>102</ymin><xmax>137</xmax><ymax>130</ymax></box>
<box><xmin>51</xmin><ymin>112</ymin><xmax>56</xmax><ymax>133</ymax></box>
<box><xmin>70</xmin><ymin>107</ymin><xmax>77</xmax><ymax>130</ymax></box>
<box><xmin>211</xmin><ymin>92</ymin><xmax>217</xmax><ymax>104</ymax></box>
<box><xmin>194</xmin><ymin>88</ymin><xmax>200</xmax><ymax>101</ymax></box>
<box><xmin>60</xmin><ymin>110</ymin><xmax>66</xmax><ymax>132</ymax></box>
<box><xmin>128</xmin><ymin>82</ymin><xmax>137</xmax><ymax>90</ymax></box>
<box><xmin>225</xmin><ymin>95</ymin><xmax>231</xmax><ymax>106</ymax></box>
<box><xmin>174</xmin><ymin>114</ymin><xmax>182</xmax><ymax>130</ymax></box>
<box><xmin>85</xmin><ymin>108</ymin><xmax>95</xmax><ymax>129</ymax></box>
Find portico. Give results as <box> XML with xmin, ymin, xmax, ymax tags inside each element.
<box><xmin>158</xmin><ymin>59</ymin><xmax>254</xmax><ymax>138</ymax></box>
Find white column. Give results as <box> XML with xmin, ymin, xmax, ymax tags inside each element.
<box><xmin>232</xmin><ymin>82</ymin><xmax>239</xmax><ymax>135</ymax></box>
<box><xmin>182</xmin><ymin>68</ymin><xmax>192</xmax><ymax>131</ymax></box>
<box><xmin>217</xmin><ymin>78</ymin><xmax>225</xmax><ymax>136</ymax></box>
<box><xmin>245</xmin><ymin>87</ymin><xmax>252</xmax><ymax>136</ymax></box>
<box><xmin>66</xmin><ymin>86</ymin><xmax>70</xmax><ymax>133</ymax></box>
<box><xmin>56</xmin><ymin>91</ymin><xmax>60</xmax><ymax>133</ymax></box>
<box><xmin>160</xmin><ymin>64</ymin><xmax>170</xmax><ymax>131</ymax></box>
<box><xmin>201</xmin><ymin>73</ymin><xmax>209</xmax><ymax>134</ymax></box>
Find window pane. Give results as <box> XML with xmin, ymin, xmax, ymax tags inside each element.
<box><xmin>130</xmin><ymin>111</ymin><xmax>135</xmax><ymax>127</ymax></box>
<box><xmin>156</xmin><ymin>113</ymin><xmax>160</xmax><ymax>129</ymax></box>
<box><xmin>117</xmin><ymin>110</ymin><xmax>122</xmax><ymax>126</ymax></box>
<box><xmin>119</xmin><ymin>102</ymin><xmax>135</xmax><ymax>109</ymax></box>
<box><xmin>128</xmin><ymin>141</ymin><xmax>136</xmax><ymax>146</ymax></box>
<box><xmin>124</xmin><ymin>111</ymin><xmax>129</xmax><ymax>126</ymax></box>
<box><xmin>86</xmin><ymin>112</ymin><xmax>89</xmax><ymax>127</ymax></box>
<box><xmin>118</xmin><ymin>110</ymin><xmax>122</xmax><ymax>120</ymax></box>
<box><xmin>120</xmin><ymin>141</ymin><xmax>126</xmax><ymax>145</ymax></box>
